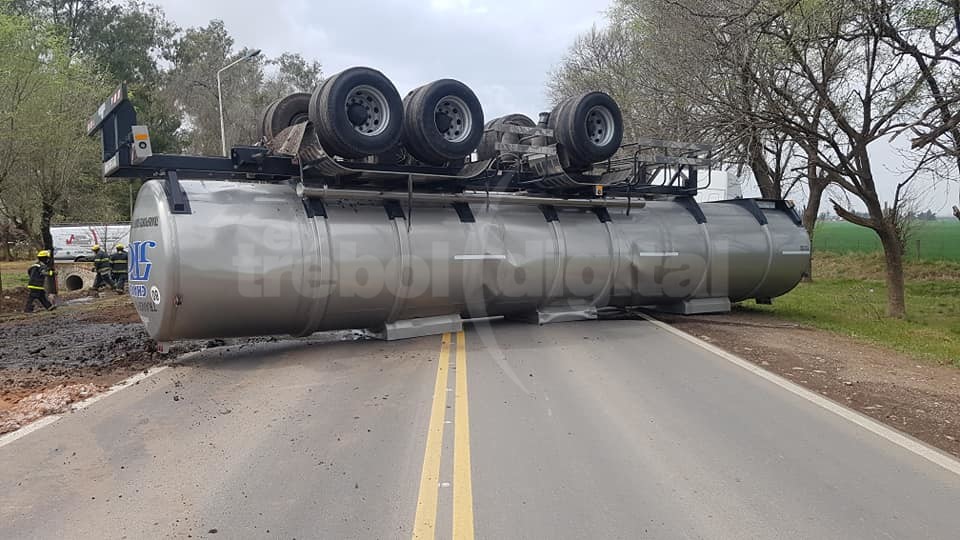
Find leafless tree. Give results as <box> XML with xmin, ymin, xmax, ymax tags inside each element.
<box><xmin>869</xmin><ymin>0</ymin><xmax>960</xmax><ymax>215</ymax></box>
<box><xmin>549</xmin><ymin>0</ymin><xmax>835</xmax><ymax>252</ymax></box>
<box><xmin>734</xmin><ymin>0</ymin><xmax>929</xmax><ymax>317</ymax></box>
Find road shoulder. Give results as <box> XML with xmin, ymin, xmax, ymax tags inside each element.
<box><xmin>656</xmin><ymin>310</ymin><xmax>960</xmax><ymax>459</ymax></box>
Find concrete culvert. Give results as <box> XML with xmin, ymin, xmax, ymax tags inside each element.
<box><xmin>64</xmin><ymin>273</ymin><xmax>86</xmax><ymax>292</ymax></box>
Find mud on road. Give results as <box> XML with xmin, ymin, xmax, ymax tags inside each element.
<box><xmin>0</xmin><ymin>294</ymin><xmax>197</xmax><ymax>434</ymax></box>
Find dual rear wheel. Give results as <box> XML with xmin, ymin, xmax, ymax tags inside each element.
<box><xmin>260</xmin><ymin>68</ymin><xmax>484</xmax><ymax>164</ymax></box>
<box><xmin>259</xmin><ymin>68</ymin><xmax>624</xmax><ymax>171</ymax></box>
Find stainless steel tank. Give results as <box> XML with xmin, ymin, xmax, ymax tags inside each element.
<box><xmin>127</xmin><ymin>179</ymin><xmax>810</xmax><ymax>341</ymax></box>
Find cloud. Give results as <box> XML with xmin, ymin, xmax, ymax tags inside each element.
<box><xmin>152</xmin><ymin>0</ymin><xmax>609</xmax><ymax>119</ymax></box>
<box><xmin>430</xmin><ymin>0</ymin><xmax>489</xmax><ymax>14</ymax></box>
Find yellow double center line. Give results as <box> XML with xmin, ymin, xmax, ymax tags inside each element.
<box><xmin>413</xmin><ymin>331</ymin><xmax>474</xmax><ymax>540</ymax></box>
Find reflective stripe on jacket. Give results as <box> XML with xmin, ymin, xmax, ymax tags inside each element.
<box><xmin>110</xmin><ymin>251</ymin><xmax>128</xmax><ymax>273</ymax></box>
<box><xmin>27</xmin><ymin>262</ymin><xmax>53</xmax><ymax>290</ymax></box>
<box><xmin>93</xmin><ymin>253</ymin><xmax>112</xmax><ymax>274</ymax></box>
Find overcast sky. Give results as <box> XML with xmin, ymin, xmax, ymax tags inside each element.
<box><xmin>153</xmin><ymin>0</ymin><xmax>610</xmax><ymax>119</ymax></box>
<box><xmin>151</xmin><ymin>0</ymin><xmax>955</xmax><ymax>212</ymax></box>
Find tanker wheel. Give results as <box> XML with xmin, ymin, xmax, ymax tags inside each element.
<box><xmin>402</xmin><ymin>79</ymin><xmax>484</xmax><ymax>165</ymax></box>
<box><xmin>309</xmin><ymin>67</ymin><xmax>403</xmax><ymax>159</ymax></box>
<box><xmin>260</xmin><ymin>92</ymin><xmax>311</xmax><ymax>140</ymax></box>
<box><xmin>259</xmin><ymin>98</ymin><xmax>280</xmax><ymax>140</ymax></box>
<box><xmin>476</xmin><ymin>113</ymin><xmax>536</xmax><ymax>163</ymax></box>
<box><xmin>549</xmin><ymin>92</ymin><xmax>623</xmax><ymax>171</ymax></box>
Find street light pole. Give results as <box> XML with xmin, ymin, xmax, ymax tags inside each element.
<box><xmin>217</xmin><ymin>48</ymin><xmax>262</xmax><ymax>156</ymax></box>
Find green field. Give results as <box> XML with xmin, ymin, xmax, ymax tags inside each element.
<box><xmin>815</xmin><ymin>219</ymin><xmax>960</xmax><ymax>261</ymax></box>
<box><xmin>742</xmin><ymin>252</ymin><xmax>960</xmax><ymax>366</ymax></box>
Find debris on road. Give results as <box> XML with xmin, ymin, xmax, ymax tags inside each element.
<box><xmin>0</xmin><ymin>295</ymin><xmax>195</xmax><ymax>435</ymax></box>
<box><xmin>0</xmin><ymin>383</ymin><xmax>99</xmax><ymax>433</ymax></box>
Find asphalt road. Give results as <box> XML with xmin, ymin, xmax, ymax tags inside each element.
<box><xmin>2</xmin><ymin>318</ymin><xmax>960</xmax><ymax>539</ymax></box>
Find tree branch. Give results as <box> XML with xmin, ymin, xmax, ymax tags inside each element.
<box><xmin>831</xmin><ymin>199</ymin><xmax>879</xmax><ymax>230</ymax></box>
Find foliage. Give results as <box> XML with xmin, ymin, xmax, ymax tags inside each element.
<box><xmin>0</xmin><ymin>10</ymin><xmax>110</xmax><ymax>250</ymax></box>
<box><xmin>0</xmin><ymin>1</ymin><xmax>323</xmax><ymax>257</ymax></box>
<box><xmin>740</xmin><ymin>252</ymin><xmax>960</xmax><ymax>366</ymax></box>
<box><xmin>163</xmin><ymin>21</ymin><xmax>323</xmax><ymax>155</ymax></box>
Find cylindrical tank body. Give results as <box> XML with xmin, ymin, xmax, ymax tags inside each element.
<box><xmin>128</xmin><ymin>180</ymin><xmax>809</xmax><ymax>341</ymax></box>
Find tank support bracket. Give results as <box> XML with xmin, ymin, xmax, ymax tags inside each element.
<box><xmin>539</xmin><ymin>205</ymin><xmax>559</xmax><ymax>222</ymax></box>
<box><xmin>302</xmin><ymin>198</ymin><xmax>327</xmax><ymax>218</ymax></box>
<box><xmin>718</xmin><ymin>199</ymin><xmax>768</xmax><ymax>225</ymax></box>
<box><xmin>675</xmin><ymin>196</ymin><xmax>706</xmax><ymax>224</ymax></box>
<box><xmin>452</xmin><ymin>202</ymin><xmax>476</xmax><ymax>223</ymax></box>
<box><xmin>593</xmin><ymin>207</ymin><xmax>612</xmax><ymax>223</ymax></box>
<box><xmin>383</xmin><ymin>200</ymin><xmax>406</xmax><ymax>220</ymax></box>
<box><xmin>373</xmin><ymin>314</ymin><xmax>463</xmax><ymax>341</ymax></box>
<box><xmin>163</xmin><ymin>170</ymin><xmax>192</xmax><ymax>214</ymax></box>
<box><xmin>653</xmin><ymin>297</ymin><xmax>731</xmax><ymax>315</ymax></box>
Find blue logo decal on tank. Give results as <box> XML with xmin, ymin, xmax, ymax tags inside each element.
<box><xmin>129</xmin><ymin>240</ymin><xmax>157</xmax><ymax>282</ymax></box>
<box><xmin>130</xmin><ymin>284</ymin><xmax>147</xmax><ymax>298</ymax></box>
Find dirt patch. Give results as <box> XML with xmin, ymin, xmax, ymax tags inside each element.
<box><xmin>0</xmin><ymin>383</ymin><xmax>100</xmax><ymax>434</ymax></box>
<box><xmin>656</xmin><ymin>309</ymin><xmax>960</xmax><ymax>459</ymax></box>
<box><xmin>0</xmin><ymin>287</ymin><xmax>30</xmax><ymax>314</ymax></box>
<box><xmin>0</xmin><ymin>294</ymin><xmax>200</xmax><ymax>434</ymax></box>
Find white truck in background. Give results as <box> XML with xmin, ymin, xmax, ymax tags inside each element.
<box><xmin>51</xmin><ymin>223</ymin><xmax>130</xmax><ymax>261</ymax></box>
<box><xmin>695</xmin><ymin>169</ymin><xmax>746</xmax><ymax>203</ymax></box>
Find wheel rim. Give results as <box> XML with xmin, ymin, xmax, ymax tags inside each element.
<box><xmin>346</xmin><ymin>85</ymin><xmax>390</xmax><ymax>136</ymax></box>
<box><xmin>434</xmin><ymin>95</ymin><xmax>472</xmax><ymax>143</ymax></box>
<box><xmin>290</xmin><ymin>112</ymin><xmax>309</xmax><ymax>126</ymax></box>
<box><xmin>585</xmin><ymin>105</ymin><xmax>615</xmax><ymax>147</ymax></box>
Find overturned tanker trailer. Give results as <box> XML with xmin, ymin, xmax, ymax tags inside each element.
<box><xmin>88</xmin><ymin>67</ymin><xmax>810</xmax><ymax>342</ymax></box>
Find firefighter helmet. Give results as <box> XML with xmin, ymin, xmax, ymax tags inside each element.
<box><xmin>37</xmin><ymin>250</ymin><xmax>51</xmax><ymax>259</ymax></box>
<box><xmin>91</xmin><ymin>244</ymin><xmax>101</xmax><ymax>251</ymax></box>
<box><xmin>115</xmin><ymin>244</ymin><xmax>124</xmax><ymax>251</ymax></box>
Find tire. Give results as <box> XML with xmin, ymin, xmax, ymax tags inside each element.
<box><xmin>309</xmin><ymin>67</ymin><xmax>404</xmax><ymax>159</ymax></box>
<box><xmin>259</xmin><ymin>98</ymin><xmax>280</xmax><ymax>140</ymax></box>
<box><xmin>476</xmin><ymin>114</ymin><xmax>536</xmax><ymax>163</ymax></box>
<box><xmin>401</xmin><ymin>79</ymin><xmax>484</xmax><ymax>165</ymax></box>
<box><xmin>548</xmin><ymin>92</ymin><xmax>623</xmax><ymax>170</ymax></box>
<box><xmin>260</xmin><ymin>93</ymin><xmax>311</xmax><ymax>139</ymax></box>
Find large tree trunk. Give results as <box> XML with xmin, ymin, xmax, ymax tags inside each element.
<box><xmin>40</xmin><ymin>201</ymin><xmax>55</xmax><ymax>251</ymax></box>
<box><xmin>748</xmin><ymin>137</ymin><xmax>781</xmax><ymax>199</ymax></box>
<box><xmin>878</xmin><ymin>224</ymin><xmax>906</xmax><ymax>318</ymax></box>
<box><xmin>801</xmin><ymin>176</ymin><xmax>827</xmax><ymax>282</ymax></box>
<box><xmin>0</xmin><ymin>227</ymin><xmax>12</xmax><ymax>261</ymax></box>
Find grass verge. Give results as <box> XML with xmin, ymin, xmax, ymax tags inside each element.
<box><xmin>739</xmin><ymin>252</ymin><xmax>960</xmax><ymax>366</ymax></box>
<box><xmin>1</xmin><ymin>261</ymin><xmax>31</xmax><ymax>291</ymax></box>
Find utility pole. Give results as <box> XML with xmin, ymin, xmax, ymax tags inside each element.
<box><xmin>217</xmin><ymin>49</ymin><xmax>262</xmax><ymax>156</ymax></box>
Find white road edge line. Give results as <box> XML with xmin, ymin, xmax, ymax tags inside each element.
<box><xmin>0</xmin><ymin>349</ymin><xmax>206</xmax><ymax>450</ymax></box>
<box><xmin>0</xmin><ymin>415</ymin><xmax>62</xmax><ymax>448</ymax></box>
<box><xmin>70</xmin><ymin>365</ymin><xmax>170</xmax><ymax>412</ymax></box>
<box><xmin>639</xmin><ymin>312</ymin><xmax>960</xmax><ymax>477</ymax></box>
<box><xmin>0</xmin><ymin>365</ymin><xmax>170</xmax><ymax>449</ymax></box>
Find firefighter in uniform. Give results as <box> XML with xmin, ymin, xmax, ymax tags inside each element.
<box><xmin>24</xmin><ymin>250</ymin><xmax>56</xmax><ymax>312</ymax></box>
<box><xmin>111</xmin><ymin>244</ymin><xmax>128</xmax><ymax>292</ymax></box>
<box><xmin>91</xmin><ymin>244</ymin><xmax>116</xmax><ymax>290</ymax></box>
